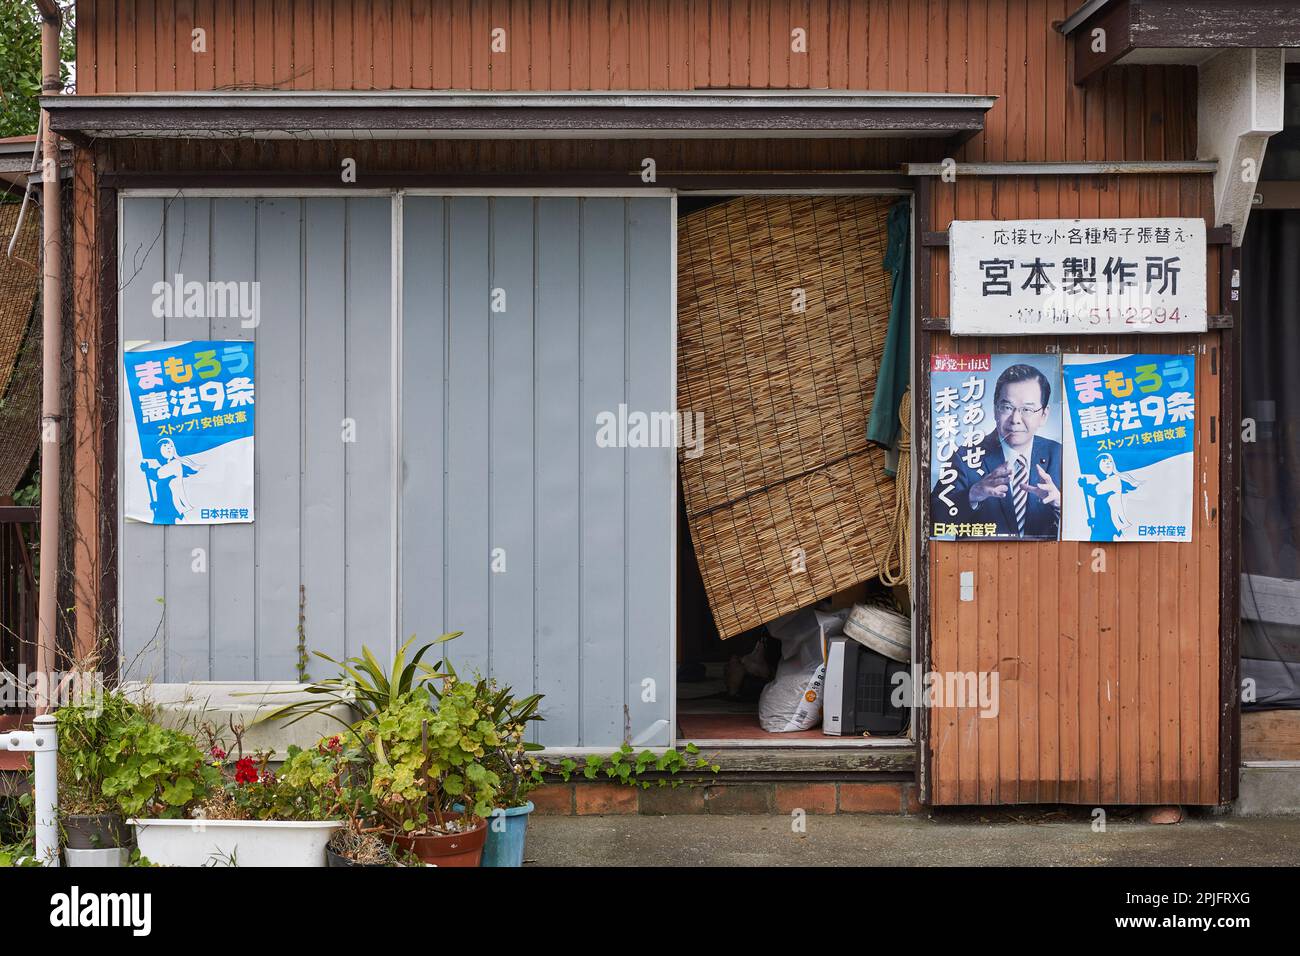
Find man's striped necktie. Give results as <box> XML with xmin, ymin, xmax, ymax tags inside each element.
<box><xmin>1013</xmin><ymin>455</ymin><xmax>1028</xmax><ymax>535</ymax></box>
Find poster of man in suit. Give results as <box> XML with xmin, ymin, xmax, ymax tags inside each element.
<box><xmin>930</xmin><ymin>354</ymin><xmax>1063</xmax><ymax>541</ymax></box>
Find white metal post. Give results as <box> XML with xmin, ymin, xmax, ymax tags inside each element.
<box><xmin>0</xmin><ymin>713</ymin><xmax>59</xmax><ymax>865</ymax></box>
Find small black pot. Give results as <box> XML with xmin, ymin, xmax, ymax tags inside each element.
<box><xmin>64</xmin><ymin>813</ymin><xmax>132</xmax><ymax>850</ymax></box>
<box><xmin>327</xmin><ymin>846</ymin><xmax>388</xmax><ymax>868</ymax></box>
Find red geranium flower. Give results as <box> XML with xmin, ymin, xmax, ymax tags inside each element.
<box><xmin>234</xmin><ymin>756</ymin><xmax>259</xmax><ymax>785</ymax></box>
<box><xmin>210</xmin><ymin>745</ymin><xmax>227</xmax><ymax>760</ymax></box>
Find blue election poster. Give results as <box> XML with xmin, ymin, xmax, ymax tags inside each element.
<box><xmin>123</xmin><ymin>340</ymin><xmax>255</xmax><ymax>525</ymax></box>
<box><xmin>1062</xmin><ymin>353</ymin><xmax>1195</xmax><ymax>542</ymax></box>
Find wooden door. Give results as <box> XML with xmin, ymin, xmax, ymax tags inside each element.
<box><xmin>917</xmin><ymin>174</ymin><xmax>1231</xmax><ymax>805</ymax></box>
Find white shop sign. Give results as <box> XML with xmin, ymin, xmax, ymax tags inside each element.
<box><xmin>949</xmin><ymin>218</ymin><xmax>1207</xmax><ymax>335</ymax></box>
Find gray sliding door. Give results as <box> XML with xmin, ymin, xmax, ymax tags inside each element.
<box><xmin>118</xmin><ymin>193</ymin><xmax>675</xmax><ymax>748</ymax></box>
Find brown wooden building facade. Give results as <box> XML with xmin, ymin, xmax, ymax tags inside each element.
<box><xmin>50</xmin><ymin>0</ymin><xmax>1300</xmax><ymax>806</ymax></box>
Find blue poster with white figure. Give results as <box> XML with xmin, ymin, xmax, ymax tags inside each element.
<box><xmin>1062</xmin><ymin>353</ymin><xmax>1194</xmax><ymax>542</ymax></box>
<box><xmin>123</xmin><ymin>340</ymin><xmax>255</xmax><ymax>525</ymax></box>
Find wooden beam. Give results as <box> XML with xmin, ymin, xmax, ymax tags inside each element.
<box><xmin>1242</xmin><ymin>710</ymin><xmax>1300</xmax><ymax>762</ymax></box>
<box><xmin>1219</xmin><ymin>243</ymin><xmax>1243</xmax><ymax>804</ymax></box>
<box><xmin>922</xmin><ymin>314</ymin><xmax>1233</xmax><ymax>331</ymax></box>
<box><xmin>71</xmin><ymin>146</ymin><xmax>101</xmax><ymax>666</ymax></box>
<box><xmin>98</xmin><ymin>169</ymin><xmax>917</xmax><ymax>191</ymax></box>
<box><xmin>908</xmin><ymin>161</ymin><xmax>1219</xmax><ymax>177</ymax></box>
<box><xmin>1134</xmin><ymin>1</ymin><xmax>1300</xmax><ymax>49</ymax></box>
<box><xmin>537</xmin><ymin>745</ymin><xmax>915</xmax><ymax>775</ymax></box>
<box><xmin>96</xmin><ymin>143</ymin><xmax>119</xmax><ymax>682</ymax></box>
<box><xmin>1065</xmin><ymin>0</ymin><xmax>1300</xmax><ymax>85</ymax></box>
<box><xmin>48</xmin><ymin>105</ymin><xmax>991</xmax><ymax>140</ymax></box>
<box><xmin>1071</xmin><ymin>0</ymin><xmax>1135</xmax><ymax>85</ymax></box>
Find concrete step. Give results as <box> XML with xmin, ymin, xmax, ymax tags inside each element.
<box><xmin>1235</xmin><ymin>763</ymin><xmax>1300</xmax><ymax>816</ymax></box>
<box><xmin>121</xmin><ymin>681</ymin><xmax>356</xmax><ymax>758</ymax></box>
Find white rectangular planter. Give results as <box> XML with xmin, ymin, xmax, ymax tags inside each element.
<box><xmin>128</xmin><ymin>819</ymin><xmax>340</xmax><ymax>868</ymax></box>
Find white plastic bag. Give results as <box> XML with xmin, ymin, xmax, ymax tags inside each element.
<box><xmin>758</xmin><ymin>608</ymin><xmax>847</xmax><ymax>732</ymax></box>
<box><xmin>761</xmin><ymin>658</ymin><xmax>826</xmax><ymax>733</ymax></box>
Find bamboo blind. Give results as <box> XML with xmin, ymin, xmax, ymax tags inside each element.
<box><xmin>677</xmin><ymin>195</ymin><xmax>898</xmax><ymax>638</ymax></box>
<box><xmin>0</xmin><ymin>203</ymin><xmax>40</xmax><ymax>497</ymax></box>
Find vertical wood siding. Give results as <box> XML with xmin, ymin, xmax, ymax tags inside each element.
<box><xmin>74</xmin><ymin>0</ymin><xmax>1197</xmax><ymax>163</ymax></box>
<box><xmin>924</xmin><ymin>174</ymin><xmax>1223</xmax><ymax>805</ymax></box>
<box><xmin>71</xmin><ymin>150</ymin><xmax>105</xmax><ymax>663</ymax></box>
<box><xmin>117</xmin><ymin>195</ymin><xmax>674</xmax><ymax>749</ymax></box>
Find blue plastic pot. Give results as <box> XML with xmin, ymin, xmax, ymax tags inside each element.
<box><xmin>451</xmin><ymin>802</ymin><xmax>534</xmax><ymax>867</ymax></box>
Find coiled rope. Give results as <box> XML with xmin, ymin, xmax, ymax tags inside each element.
<box><xmin>879</xmin><ymin>389</ymin><xmax>911</xmax><ymax>588</ymax></box>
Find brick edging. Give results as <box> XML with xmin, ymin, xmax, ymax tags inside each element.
<box><xmin>531</xmin><ymin>780</ymin><xmax>921</xmax><ymax>815</ymax></box>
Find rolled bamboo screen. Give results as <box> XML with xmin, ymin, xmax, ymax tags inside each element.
<box><xmin>677</xmin><ymin>195</ymin><xmax>898</xmax><ymax>638</ymax></box>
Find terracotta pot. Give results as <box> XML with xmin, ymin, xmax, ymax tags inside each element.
<box><xmin>390</xmin><ymin>814</ymin><xmax>488</xmax><ymax>867</ymax></box>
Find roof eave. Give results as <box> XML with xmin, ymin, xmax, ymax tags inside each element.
<box><xmin>1059</xmin><ymin>0</ymin><xmax>1118</xmax><ymax>36</ymax></box>
<box><xmin>41</xmin><ymin>90</ymin><xmax>997</xmax><ymax>146</ymax></box>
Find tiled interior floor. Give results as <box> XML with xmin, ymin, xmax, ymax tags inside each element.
<box><xmin>677</xmin><ymin>711</ymin><xmax>828</xmax><ymax>740</ymax></box>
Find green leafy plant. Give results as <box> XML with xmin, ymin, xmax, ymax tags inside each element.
<box><xmin>126</xmin><ymin>848</ymin><xmax>157</xmax><ymax>867</ymax></box>
<box><xmin>552</xmin><ymin>743</ymin><xmax>720</xmax><ymax>790</ymax></box>
<box><xmin>0</xmin><ymin>842</ymin><xmax>39</xmax><ymax>867</ymax></box>
<box><xmin>204</xmin><ymin>848</ymin><xmax>239</xmax><ymax>868</ymax></box>
<box><xmin>275</xmin><ymin>735</ymin><xmax>373</xmax><ymax>823</ymax></box>
<box><xmin>55</xmin><ymin>689</ymin><xmax>217</xmax><ymax>820</ymax></box>
<box><xmin>261</xmin><ymin>635</ymin><xmax>547</xmax><ymax>842</ymax></box>
<box><xmin>366</xmin><ymin>682</ymin><xmax>502</xmax><ymax>833</ymax></box>
<box><xmin>0</xmin><ymin>0</ymin><xmax>74</xmax><ymax>138</ymax></box>
<box><xmin>56</xmin><ymin>691</ymin><xmax>143</xmax><ymax>816</ymax></box>
<box><xmin>465</xmin><ymin>675</ymin><xmax>545</xmax><ymax>809</ymax></box>
<box><xmin>296</xmin><ymin>584</ymin><xmax>310</xmax><ymax>682</ymax></box>
<box><xmin>186</xmin><ymin>717</ymin><xmax>366</xmax><ymax>823</ymax></box>
<box><xmin>298</xmin><ymin>733</ymin><xmax>414</xmax><ymax>865</ymax></box>
<box><xmin>100</xmin><ymin>720</ymin><xmax>217</xmax><ymax>818</ymax></box>
<box><xmin>256</xmin><ymin>631</ymin><xmax>462</xmax><ymax>729</ymax></box>
<box><xmin>11</xmin><ymin>470</ymin><xmax>38</xmax><ymax>507</ymax></box>
<box><xmin>0</xmin><ymin>793</ymin><xmax>35</xmax><ymax>866</ymax></box>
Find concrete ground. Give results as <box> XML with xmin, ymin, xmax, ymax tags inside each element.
<box><xmin>525</xmin><ymin>809</ymin><xmax>1300</xmax><ymax>866</ymax></box>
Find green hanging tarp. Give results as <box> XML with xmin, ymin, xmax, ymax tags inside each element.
<box><xmin>866</xmin><ymin>199</ymin><xmax>911</xmax><ymax>452</ymax></box>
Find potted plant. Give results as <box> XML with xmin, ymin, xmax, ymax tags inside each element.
<box><xmin>273</xmin><ymin>732</ymin><xmax>412</xmax><ymax>868</ymax></box>
<box><xmin>455</xmin><ymin>675</ymin><xmax>545</xmax><ymax>868</ymax></box>
<box><xmin>128</xmin><ymin>723</ymin><xmax>342</xmax><ymax>867</ymax></box>
<box><xmin>260</xmin><ymin>632</ymin><xmax>525</xmax><ymax>867</ymax></box>
<box><xmin>326</xmin><ymin>827</ymin><xmax>407</xmax><ymax>867</ymax></box>
<box><xmin>364</xmin><ymin>683</ymin><xmax>501</xmax><ymax>866</ymax></box>
<box><xmin>56</xmin><ymin>692</ymin><xmax>142</xmax><ymax>866</ymax></box>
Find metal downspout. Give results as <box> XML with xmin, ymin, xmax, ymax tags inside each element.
<box><xmin>35</xmin><ymin>0</ymin><xmax>63</xmax><ymax>712</ymax></box>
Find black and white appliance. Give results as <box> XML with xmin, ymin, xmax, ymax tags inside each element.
<box><xmin>823</xmin><ymin>636</ymin><xmax>910</xmax><ymax>736</ymax></box>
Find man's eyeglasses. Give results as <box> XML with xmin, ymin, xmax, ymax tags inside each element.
<box><xmin>994</xmin><ymin>401</ymin><xmax>1045</xmax><ymax>417</ymax></box>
